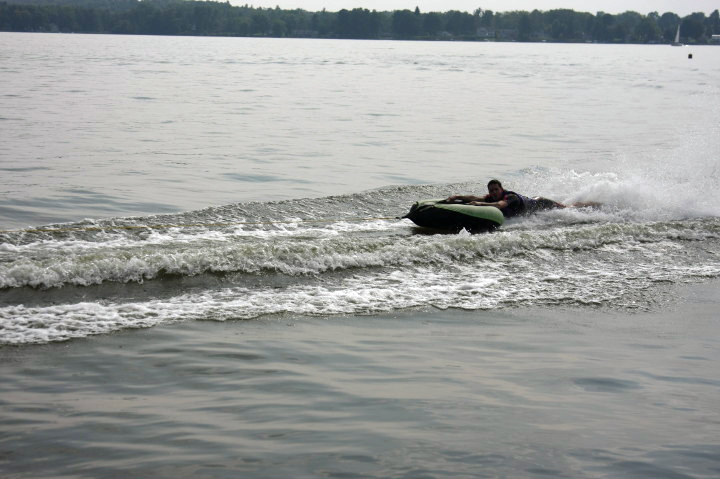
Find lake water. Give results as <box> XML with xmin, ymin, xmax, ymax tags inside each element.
<box><xmin>1</xmin><ymin>33</ymin><xmax>719</xmax><ymax>478</ymax></box>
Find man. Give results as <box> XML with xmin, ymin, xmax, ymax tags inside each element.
<box><xmin>444</xmin><ymin>179</ymin><xmax>585</xmax><ymax>218</ymax></box>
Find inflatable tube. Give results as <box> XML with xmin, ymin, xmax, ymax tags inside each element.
<box><xmin>403</xmin><ymin>198</ymin><xmax>505</xmax><ymax>233</ymax></box>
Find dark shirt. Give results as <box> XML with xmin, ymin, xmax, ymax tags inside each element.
<box><xmin>504</xmin><ymin>194</ymin><xmax>523</xmax><ymax>216</ymax></box>
<box><xmin>482</xmin><ymin>191</ymin><xmax>525</xmax><ymax>218</ymax></box>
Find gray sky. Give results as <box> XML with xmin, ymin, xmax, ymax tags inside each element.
<box><xmin>232</xmin><ymin>1</ymin><xmax>718</xmax><ymax>16</ymax></box>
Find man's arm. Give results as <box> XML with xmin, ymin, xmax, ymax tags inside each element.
<box><xmin>469</xmin><ymin>200</ymin><xmax>508</xmax><ymax>209</ymax></box>
<box><xmin>471</xmin><ymin>193</ymin><xmax>517</xmax><ymax>210</ymax></box>
<box><xmin>444</xmin><ymin>195</ymin><xmax>488</xmax><ymax>203</ymax></box>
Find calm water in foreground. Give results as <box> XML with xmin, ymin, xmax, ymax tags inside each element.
<box><xmin>1</xmin><ymin>33</ymin><xmax>719</xmax><ymax>478</ymax></box>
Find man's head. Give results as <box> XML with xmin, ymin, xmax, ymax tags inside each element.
<box><xmin>487</xmin><ymin>179</ymin><xmax>504</xmax><ymax>201</ymax></box>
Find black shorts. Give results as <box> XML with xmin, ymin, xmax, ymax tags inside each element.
<box><xmin>533</xmin><ymin>197</ymin><xmax>562</xmax><ymax>211</ymax></box>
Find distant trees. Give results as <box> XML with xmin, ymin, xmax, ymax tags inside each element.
<box><xmin>634</xmin><ymin>15</ymin><xmax>662</xmax><ymax>43</ymax></box>
<box><xmin>682</xmin><ymin>13</ymin><xmax>707</xmax><ymax>40</ymax></box>
<box><xmin>444</xmin><ymin>10</ymin><xmax>475</xmax><ymax>36</ymax></box>
<box><xmin>1</xmin><ymin>0</ymin><xmax>719</xmax><ymax>44</ymax></box>
<box><xmin>423</xmin><ymin>12</ymin><xmax>443</xmax><ymax>37</ymax></box>
<box><xmin>391</xmin><ymin>9</ymin><xmax>419</xmax><ymax>38</ymax></box>
<box><xmin>337</xmin><ymin>8</ymin><xmax>382</xmax><ymax>38</ymax></box>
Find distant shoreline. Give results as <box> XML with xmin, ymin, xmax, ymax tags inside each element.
<box><xmin>2</xmin><ymin>0</ymin><xmax>720</xmax><ymax>45</ymax></box>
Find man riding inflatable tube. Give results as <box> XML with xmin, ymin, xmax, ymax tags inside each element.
<box><xmin>443</xmin><ymin>179</ymin><xmax>596</xmax><ymax>218</ymax></box>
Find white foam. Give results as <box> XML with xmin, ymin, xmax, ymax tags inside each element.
<box><xmin>3</xmin><ymin>238</ymin><xmax>719</xmax><ymax>345</ymax></box>
<box><xmin>513</xmin><ymin>127</ymin><xmax>720</xmax><ymax>222</ymax></box>
<box><xmin>2</xmin><ymin>216</ymin><xmax>718</xmax><ymax>290</ymax></box>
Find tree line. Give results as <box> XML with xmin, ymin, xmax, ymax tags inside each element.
<box><xmin>2</xmin><ymin>0</ymin><xmax>719</xmax><ymax>44</ymax></box>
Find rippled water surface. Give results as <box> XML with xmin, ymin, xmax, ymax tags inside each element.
<box><xmin>2</xmin><ymin>34</ymin><xmax>718</xmax><ymax>226</ymax></box>
<box><xmin>1</xmin><ymin>33</ymin><xmax>719</xmax><ymax>478</ymax></box>
<box><xmin>2</xmin><ymin>294</ymin><xmax>719</xmax><ymax>478</ymax></box>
